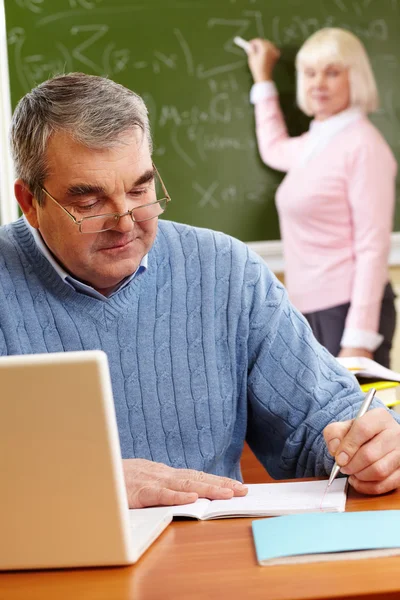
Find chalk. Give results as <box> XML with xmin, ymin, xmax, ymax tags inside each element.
<box><xmin>233</xmin><ymin>36</ymin><xmax>250</xmax><ymax>53</ymax></box>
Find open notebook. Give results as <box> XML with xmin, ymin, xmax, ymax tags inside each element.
<box><xmin>253</xmin><ymin>511</ymin><xmax>400</xmax><ymax>566</ymax></box>
<box><xmin>336</xmin><ymin>356</ymin><xmax>400</xmax><ymax>408</ymax></box>
<box><xmin>336</xmin><ymin>356</ymin><xmax>400</xmax><ymax>382</ymax></box>
<box><xmin>166</xmin><ymin>479</ymin><xmax>347</xmax><ymax>520</ymax></box>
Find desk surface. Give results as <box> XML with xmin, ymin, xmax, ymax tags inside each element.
<box><xmin>2</xmin><ymin>486</ymin><xmax>400</xmax><ymax>600</ymax></box>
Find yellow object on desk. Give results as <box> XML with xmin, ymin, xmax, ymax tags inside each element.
<box><xmin>360</xmin><ymin>380</ymin><xmax>400</xmax><ymax>408</ymax></box>
<box><xmin>336</xmin><ymin>357</ymin><xmax>400</xmax><ymax>409</ymax></box>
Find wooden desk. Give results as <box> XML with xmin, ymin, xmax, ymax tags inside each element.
<box><xmin>2</xmin><ymin>486</ymin><xmax>400</xmax><ymax>600</ymax></box>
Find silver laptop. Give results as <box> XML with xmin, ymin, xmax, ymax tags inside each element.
<box><xmin>0</xmin><ymin>350</ymin><xmax>172</xmax><ymax>570</ymax></box>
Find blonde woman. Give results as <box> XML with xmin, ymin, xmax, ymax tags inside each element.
<box><xmin>247</xmin><ymin>28</ymin><xmax>397</xmax><ymax>367</ymax></box>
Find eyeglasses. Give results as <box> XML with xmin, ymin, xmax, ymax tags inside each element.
<box><xmin>40</xmin><ymin>164</ymin><xmax>171</xmax><ymax>234</ymax></box>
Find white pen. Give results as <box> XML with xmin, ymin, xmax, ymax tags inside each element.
<box><xmin>327</xmin><ymin>387</ymin><xmax>376</xmax><ymax>487</ymax></box>
<box><xmin>233</xmin><ymin>36</ymin><xmax>251</xmax><ymax>53</ymax></box>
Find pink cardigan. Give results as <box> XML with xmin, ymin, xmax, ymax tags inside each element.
<box><xmin>254</xmin><ymin>96</ymin><xmax>397</xmax><ymax>337</ymax></box>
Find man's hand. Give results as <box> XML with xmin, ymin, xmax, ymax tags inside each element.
<box><xmin>123</xmin><ymin>459</ymin><xmax>248</xmax><ymax>508</ymax></box>
<box><xmin>324</xmin><ymin>407</ymin><xmax>400</xmax><ymax>495</ymax></box>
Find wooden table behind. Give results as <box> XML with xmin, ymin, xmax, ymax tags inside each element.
<box><xmin>2</xmin><ymin>448</ymin><xmax>400</xmax><ymax>600</ymax></box>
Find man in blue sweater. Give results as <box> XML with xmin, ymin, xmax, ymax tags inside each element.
<box><xmin>4</xmin><ymin>73</ymin><xmax>400</xmax><ymax>507</ymax></box>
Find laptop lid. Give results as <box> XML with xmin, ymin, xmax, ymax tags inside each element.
<box><xmin>0</xmin><ymin>350</ymin><xmax>171</xmax><ymax>570</ymax></box>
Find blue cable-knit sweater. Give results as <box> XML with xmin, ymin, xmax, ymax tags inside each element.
<box><xmin>0</xmin><ymin>218</ymin><xmax>386</xmax><ymax>480</ymax></box>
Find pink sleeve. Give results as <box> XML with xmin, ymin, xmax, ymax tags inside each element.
<box><xmin>254</xmin><ymin>96</ymin><xmax>305</xmax><ymax>172</ymax></box>
<box><xmin>345</xmin><ymin>137</ymin><xmax>397</xmax><ymax>333</ymax></box>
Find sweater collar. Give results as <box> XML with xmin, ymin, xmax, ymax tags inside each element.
<box><xmin>309</xmin><ymin>107</ymin><xmax>364</xmax><ymax>137</ymax></box>
<box><xmin>9</xmin><ymin>217</ymin><xmax>151</xmax><ymax>323</ymax></box>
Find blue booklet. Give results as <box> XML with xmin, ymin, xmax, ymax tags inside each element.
<box><xmin>252</xmin><ymin>510</ymin><xmax>400</xmax><ymax>566</ymax></box>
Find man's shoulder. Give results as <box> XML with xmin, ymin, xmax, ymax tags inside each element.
<box><xmin>0</xmin><ymin>219</ymin><xmax>40</xmax><ymax>277</ymax></box>
<box><xmin>157</xmin><ymin>219</ymin><xmax>231</xmax><ymax>240</ymax></box>
<box><xmin>155</xmin><ymin>220</ymin><xmax>277</xmax><ymax>287</ymax></box>
<box><xmin>156</xmin><ymin>219</ymin><xmax>251</xmax><ymax>255</ymax></box>
<box><xmin>0</xmin><ymin>220</ymin><xmax>21</xmax><ymax>252</ymax></box>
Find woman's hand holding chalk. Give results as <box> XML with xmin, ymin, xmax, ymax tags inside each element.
<box><xmin>233</xmin><ymin>36</ymin><xmax>250</xmax><ymax>53</ymax></box>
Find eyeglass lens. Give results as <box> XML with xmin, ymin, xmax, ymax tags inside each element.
<box><xmin>80</xmin><ymin>198</ymin><xmax>168</xmax><ymax>233</ymax></box>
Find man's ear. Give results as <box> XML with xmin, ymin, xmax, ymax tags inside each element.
<box><xmin>14</xmin><ymin>179</ymin><xmax>39</xmax><ymax>228</ymax></box>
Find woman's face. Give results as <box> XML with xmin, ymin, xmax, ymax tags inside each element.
<box><xmin>302</xmin><ymin>63</ymin><xmax>351</xmax><ymax>120</ymax></box>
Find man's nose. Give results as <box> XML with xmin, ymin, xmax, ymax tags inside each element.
<box><xmin>113</xmin><ymin>209</ymin><xmax>135</xmax><ymax>233</ymax></box>
<box><xmin>108</xmin><ymin>194</ymin><xmax>135</xmax><ymax>232</ymax></box>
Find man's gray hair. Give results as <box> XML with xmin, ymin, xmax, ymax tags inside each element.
<box><xmin>10</xmin><ymin>72</ymin><xmax>152</xmax><ymax>205</ymax></box>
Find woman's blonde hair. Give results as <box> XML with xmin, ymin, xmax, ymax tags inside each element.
<box><xmin>296</xmin><ymin>28</ymin><xmax>379</xmax><ymax>116</ymax></box>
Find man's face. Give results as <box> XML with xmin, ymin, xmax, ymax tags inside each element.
<box><xmin>28</xmin><ymin>130</ymin><xmax>158</xmax><ymax>294</ymax></box>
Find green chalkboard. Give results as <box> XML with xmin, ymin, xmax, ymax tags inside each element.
<box><xmin>4</xmin><ymin>0</ymin><xmax>400</xmax><ymax>241</ymax></box>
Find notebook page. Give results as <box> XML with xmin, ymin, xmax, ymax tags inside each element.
<box><xmin>204</xmin><ymin>479</ymin><xmax>347</xmax><ymax>519</ymax></box>
<box><xmin>170</xmin><ymin>498</ymin><xmax>210</xmax><ymax>519</ymax></box>
<box><xmin>336</xmin><ymin>356</ymin><xmax>400</xmax><ymax>382</ymax></box>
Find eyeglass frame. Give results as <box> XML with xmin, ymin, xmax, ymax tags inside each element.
<box><xmin>39</xmin><ymin>163</ymin><xmax>171</xmax><ymax>234</ymax></box>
